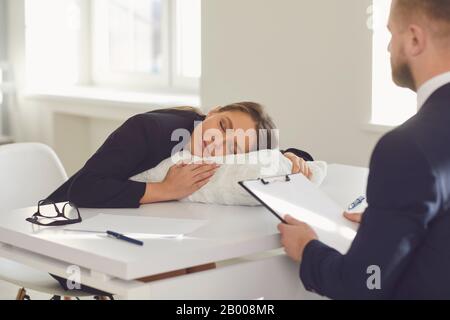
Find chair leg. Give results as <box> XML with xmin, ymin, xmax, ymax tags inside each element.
<box><xmin>16</xmin><ymin>288</ymin><xmax>27</xmax><ymax>300</ymax></box>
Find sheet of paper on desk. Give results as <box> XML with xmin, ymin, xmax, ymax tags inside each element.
<box><xmin>65</xmin><ymin>214</ymin><xmax>207</xmax><ymax>236</ymax></box>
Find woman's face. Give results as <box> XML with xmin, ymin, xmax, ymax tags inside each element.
<box><xmin>190</xmin><ymin>110</ymin><xmax>257</xmax><ymax>157</ymax></box>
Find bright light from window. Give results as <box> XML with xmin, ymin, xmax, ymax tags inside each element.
<box><xmin>175</xmin><ymin>0</ymin><xmax>201</xmax><ymax>79</ymax></box>
<box><xmin>25</xmin><ymin>0</ymin><xmax>201</xmax><ymax>91</ymax></box>
<box><xmin>25</xmin><ymin>0</ymin><xmax>82</xmax><ymax>88</ymax></box>
<box><xmin>372</xmin><ymin>0</ymin><xmax>416</xmax><ymax>126</ymax></box>
<box><xmin>105</xmin><ymin>0</ymin><xmax>163</xmax><ymax>74</ymax></box>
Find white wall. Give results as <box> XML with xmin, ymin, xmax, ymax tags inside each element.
<box><xmin>201</xmin><ymin>0</ymin><xmax>384</xmax><ymax>167</ymax></box>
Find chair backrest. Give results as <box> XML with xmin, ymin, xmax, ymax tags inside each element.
<box><xmin>0</xmin><ymin>143</ymin><xmax>68</xmax><ymax>214</ymax></box>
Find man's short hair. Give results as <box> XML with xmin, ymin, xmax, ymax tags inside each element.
<box><xmin>396</xmin><ymin>0</ymin><xmax>450</xmax><ymax>38</ymax></box>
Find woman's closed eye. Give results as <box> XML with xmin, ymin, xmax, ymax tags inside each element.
<box><xmin>220</xmin><ymin>116</ymin><xmax>234</xmax><ymax>132</ymax></box>
<box><xmin>220</xmin><ymin>119</ymin><xmax>227</xmax><ymax>132</ymax></box>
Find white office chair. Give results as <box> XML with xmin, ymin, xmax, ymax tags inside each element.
<box><xmin>0</xmin><ymin>143</ymin><xmax>92</xmax><ymax>300</ymax></box>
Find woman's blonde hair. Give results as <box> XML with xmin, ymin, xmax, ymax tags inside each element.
<box><xmin>174</xmin><ymin>102</ymin><xmax>278</xmax><ymax>151</ymax></box>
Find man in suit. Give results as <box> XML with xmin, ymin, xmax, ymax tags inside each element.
<box><xmin>279</xmin><ymin>0</ymin><xmax>450</xmax><ymax>299</ymax></box>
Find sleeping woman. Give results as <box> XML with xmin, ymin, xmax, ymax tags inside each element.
<box><xmin>47</xmin><ymin>102</ymin><xmax>319</xmax><ymax>208</ymax></box>
<box><xmin>47</xmin><ymin>101</ymin><xmax>322</xmax><ymax>296</ymax></box>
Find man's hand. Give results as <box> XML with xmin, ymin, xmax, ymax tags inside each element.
<box><xmin>277</xmin><ymin>215</ymin><xmax>318</xmax><ymax>262</ymax></box>
<box><xmin>343</xmin><ymin>212</ymin><xmax>363</xmax><ymax>224</ymax></box>
<box><xmin>283</xmin><ymin>152</ymin><xmax>313</xmax><ymax>180</ymax></box>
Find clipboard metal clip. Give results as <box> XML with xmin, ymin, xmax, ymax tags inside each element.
<box><xmin>260</xmin><ymin>175</ymin><xmax>291</xmax><ymax>185</ymax></box>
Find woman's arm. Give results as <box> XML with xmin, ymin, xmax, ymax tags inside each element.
<box><xmin>67</xmin><ymin>114</ymin><xmax>157</xmax><ymax>208</ymax></box>
<box><xmin>282</xmin><ymin>148</ymin><xmax>314</xmax><ymax>162</ymax></box>
<box><xmin>284</xmin><ymin>152</ymin><xmax>313</xmax><ymax>179</ymax></box>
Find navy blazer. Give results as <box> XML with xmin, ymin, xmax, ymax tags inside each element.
<box><xmin>300</xmin><ymin>83</ymin><xmax>450</xmax><ymax>299</ymax></box>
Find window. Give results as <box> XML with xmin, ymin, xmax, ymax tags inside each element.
<box><xmin>25</xmin><ymin>0</ymin><xmax>201</xmax><ymax>92</ymax></box>
<box><xmin>371</xmin><ymin>0</ymin><xmax>416</xmax><ymax>126</ymax></box>
<box><xmin>92</xmin><ymin>0</ymin><xmax>168</xmax><ymax>89</ymax></box>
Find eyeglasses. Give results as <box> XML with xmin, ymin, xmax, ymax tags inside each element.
<box><xmin>26</xmin><ymin>199</ymin><xmax>82</xmax><ymax>227</ymax></box>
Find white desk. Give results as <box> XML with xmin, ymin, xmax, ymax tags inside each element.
<box><xmin>0</xmin><ymin>164</ymin><xmax>369</xmax><ymax>299</ymax></box>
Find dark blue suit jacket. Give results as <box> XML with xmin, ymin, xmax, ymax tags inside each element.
<box><xmin>300</xmin><ymin>83</ymin><xmax>450</xmax><ymax>299</ymax></box>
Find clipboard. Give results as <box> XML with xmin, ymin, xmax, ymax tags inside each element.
<box><xmin>239</xmin><ymin>173</ymin><xmax>358</xmax><ymax>235</ymax></box>
<box><xmin>239</xmin><ymin>174</ymin><xmax>294</xmax><ymax>223</ymax></box>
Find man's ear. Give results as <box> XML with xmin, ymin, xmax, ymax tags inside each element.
<box><xmin>407</xmin><ymin>24</ymin><xmax>427</xmax><ymax>57</ymax></box>
<box><xmin>207</xmin><ymin>106</ymin><xmax>221</xmax><ymax>117</ymax></box>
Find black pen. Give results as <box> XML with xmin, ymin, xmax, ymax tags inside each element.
<box><xmin>106</xmin><ymin>230</ymin><xmax>144</xmax><ymax>246</ymax></box>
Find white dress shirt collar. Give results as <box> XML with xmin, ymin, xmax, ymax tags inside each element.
<box><xmin>417</xmin><ymin>71</ymin><xmax>450</xmax><ymax>109</ymax></box>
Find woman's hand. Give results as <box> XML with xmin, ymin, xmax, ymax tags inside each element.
<box><xmin>343</xmin><ymin>212</ymin><xmax>363</xmax><ymax>224</ymax></box>
<box><xmin>140</xmin><ymin>162</ymin><xmax>220</xmax><ymax>204</ymax></box>
<box><xmin>163</xmin><ymin>162</ymin><xmax>221</xmax><ymax>200</ymax></box>
<box><xmin>284</xmin><ymin>152</ymin><xmax>312</xmax><ymax>180</ymax></box>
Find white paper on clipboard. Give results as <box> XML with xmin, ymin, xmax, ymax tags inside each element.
<box><xmin>239</xmin><ymin>173</ymin><xmax>358</xmax><ymax>249</ymax></box>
